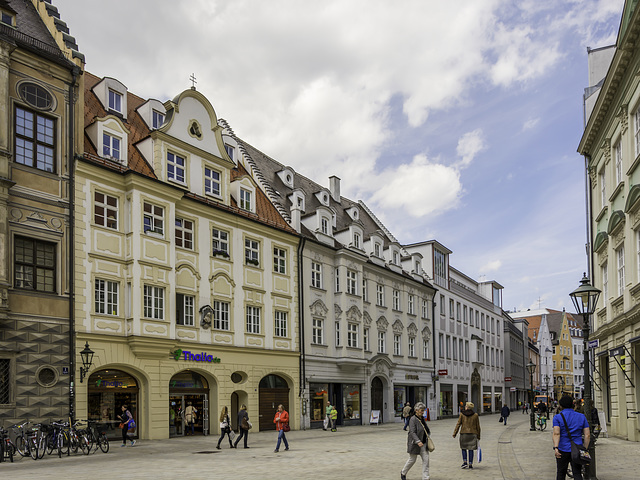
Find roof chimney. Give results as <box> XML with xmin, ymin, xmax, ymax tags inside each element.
<box><xmin>290</xmin><ymin>203</ymin><xmax>301</xmax><ymax>233</ymax></box>
<box><xmin>329</xmin><ymin>175</ymin><xmax>341</xmax><ymax>203</ymax></box>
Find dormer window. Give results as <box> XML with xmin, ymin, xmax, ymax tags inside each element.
<box><xmin>103</xmin><ymin>133</ymin><xmax>121</xmax><ymax>160</ymax></box>
<box><xmin>240</xmin><ymin>188</ymin><xmax>252</xmax><ymax>211</ymax></box>
<box><xmin>354</xmin><ymin>233</ymin><xmax>361</xmax><ymax>249</ymax></box>
<box><xmin>225</xmin><ymin>144</ymin><xmax>234</xmax><ymax>160</ymax></box>
<box><xmin>393</xmin><ymin>251</ymin><xmax>399</xmax><ymax>265</ymax></box>
<box><xmin>374</xmin><ymin>243</ymin><xmax>381</xmax><ymax>257</ymax></box>
<box><xmin>321</xmin><ymin>217</ymin><xmax>329</xmax><ymax>234</ymax></box>
<box><xmin>323</xmin><ymin>193</ymin><xmax>329</xmax><ymax>204</ymax></box>
<box><xmin>415</xmin><ymin>261</ymin><xmax>420</xmax><ymax>273</ymax></box>
<box><xmin>152</xmin><ymin>110</ymin><xmax>164</xmax><ymax>129</ymax></box>
<box><xmin>108</xmin><ymin>89</ymin><xmax>122</xmax><ymax>113</ymax></box>
<box><xmin>167</xmin><ymin>152</ymin><xmax>186</xmax><ymax>183</ymax></box>
<box><xmin>1</xmin><ymin>11</ymin><xmax>15</xmax><ymax>26</ymax></box>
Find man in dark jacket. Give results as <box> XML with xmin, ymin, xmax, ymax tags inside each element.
<box><xmin>501</xmin><ymin>404</ymin><xmax>510</xmax><ymax>426</ymax></box>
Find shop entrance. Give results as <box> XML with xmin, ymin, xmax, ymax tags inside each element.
<box><xmin>258</xmin><ymin>375</ymin><xmax>290</xmax><ymax>431</ymax></box>
<box><xmin>88</xmin><ymin>369</ymin><xmax>139</xmax><ymax>441</ymax></box>
<box><xmin>169</xmin><ymin>371</ymin><xmax>209</xmax><ymax>437</ymax></box>
<box><xmin>371</xmin><ymin>376</ymin><xmax>384</xmax><ymax>423</ymax></box>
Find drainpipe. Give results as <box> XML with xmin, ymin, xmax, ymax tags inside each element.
<box><xmin>584</xmin><ymin>154</ymin><xmax>594</xmax><ymax>282</ymax></box>
<box><xmin>297</xmin><ymin>237</ymin><xmax>306</xmax><ymax>430</ymax></box>
<box><xmin>431</xmin><ymin>293</ymin><xmax>438</xmax><ymax>417</ymax></box>
<box><xmin>68</xmin><ymin>66</ymin><xmax>79</xmax><ymax>422</ymax></box>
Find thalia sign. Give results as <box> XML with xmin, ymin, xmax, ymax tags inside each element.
<box><xmin>171</xmin><ymin>348</ymin><xmax>221</xmax><ymax>363</ymax></box>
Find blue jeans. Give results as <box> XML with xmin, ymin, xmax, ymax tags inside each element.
<box><xmin>462</xmin><ymin>450</ymin><xmax>474</xmax><ymax>463</ymax></box>
<box><xmin>275</xmin><ymin>429</ymin><xmax>288</xmax><ymax>450</ymax></box>
<box><xmin>404</xmin><ymin>417</ymin><xmax>410</xmax><ymax>429</ymax></box>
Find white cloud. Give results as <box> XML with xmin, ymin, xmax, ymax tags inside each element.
<box><xmin>480</xmin><ymin>260</ymin><xmax>502</xmax><ymax>272</ymax></box>
<box><xmin>522</xmin><ymin>117</ymin><xmax>540</xmax><ymax>131</ymax></box>
<box><xmin>456</xmin><ymin>129</ymin><xmax>487</xmax><ymax>168</ymax></box>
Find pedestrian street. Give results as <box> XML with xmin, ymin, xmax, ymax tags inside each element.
<box><xmin>1</xmin><ymin>414</ymin><xmax>637</xmax><ymax>480</ymax></box>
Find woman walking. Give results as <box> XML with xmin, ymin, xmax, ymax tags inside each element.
<box><xmin>233</xmin><ymin>404</ymin><xmax>251</xmax><ymax>448</ymax></box>
<box><xmin>119</xmin><ymin>404</ymin><xmax>136</xmax><ymax>447</ymax></box>
<box><xmin>453</xmin><ymin>401</ymin><xmax>481</xmax><ymax>469</ymax></box>
<box><xmin>400</xmin><ymin>402</ymin><xmax>431</xmax><ymax>480</ymax></box>
<box><xmin>402</xmin><ymin>402</ymin><xmax>412</xmax><ymax>430</ymax></box>
<box><xmin>273</xmin><ymin>404</ymin><xmax>290</xmax><ymax>453</ymax></box>
<box><xmin>216</xmin><ymin>406</ymin><xmax>235</xmax><ymax>449</ymax></box>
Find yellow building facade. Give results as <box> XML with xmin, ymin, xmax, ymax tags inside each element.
<box><xmin>552</xmin><ymin>314</ymin><xmax>574</xmax><ymax>398</ymax></box>
<box><xmin>73</xmin><ymin>73</ymin><xmax>300</xmax><ymax>440</ymax></box>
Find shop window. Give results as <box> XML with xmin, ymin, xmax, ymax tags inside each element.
<box><xmin>343</xmin><ymin>384</ymin><xmax>361</xmax><ymax>420</ymax></box>
<box><xmin>88</xmin><ymin>369</ymin><xmax>139</xmax><ymax>441</ymax></box>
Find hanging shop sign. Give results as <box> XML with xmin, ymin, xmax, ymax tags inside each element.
<box><xmin>609</xmin><ymin>346</ymin><xmax>624</xmax><ymax>357</ymax></box>
<box><xmin>170</xmin><ymin>348</ymin><xmax>221</xmax><ymax>363</ymax></box>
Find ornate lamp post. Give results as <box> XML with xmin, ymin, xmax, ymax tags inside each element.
<box><xmin>526</xmin><ymin>361</ymin><xmax>536</xmax><ymax>431</ymax></box>
<box><xmin>570</xmin><ymin>274</ymin><xmax>601</xmax><ymax>480</ymax></box>
<box><xmin>79</xmin><ymin>341</ymin><xmax>94</xmax><ymax>383</ymax></box>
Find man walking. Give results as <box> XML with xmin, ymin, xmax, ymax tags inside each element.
<box><xmin>325</xmin><ymin>401</ymin><xmax>332</xmax><ymax>431</ymax></box>
<box><xmin>501</xmin><ymin>404</ymin><xmax>510</xmax><ymax>426</ymax></box>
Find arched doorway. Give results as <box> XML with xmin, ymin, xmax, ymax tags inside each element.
<box><xmin>259</xmin><ymin>374</ymin><xmax>290</xmax><ymax>431</ymax></box>
<box><xmin>169</xmin><ymin>371</ymin><xmax>209</xmax><ymax>436</ymax></box>
<box><xmin>88</xmin><ymin>369</ymin><xmax>139</xmax><ymax>440</ymax></box>
<box><xmin>371</xmin><ymin>376</ymin><xmax>384</xmax><ymax>423</ymax></box>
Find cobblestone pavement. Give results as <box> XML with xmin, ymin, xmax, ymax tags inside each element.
<box><xmin>1</xmin><ymin>414</ymin><xmax>637</xmax><ymax>479</ymax></box>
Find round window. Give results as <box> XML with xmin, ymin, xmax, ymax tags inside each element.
<box><xmin>231</xmin><ymin>371</ymin><xmax>247</xmax><ymax>384</ymax></box>
<box><xmin>18</xmin><ymin>82</ymin><xmax>54</xmax><ymax>110</ymax></box>
<box><xmin>36</xmin><ymin>365</ymin><xmax>59</xmax><ymax>388</ymax></box>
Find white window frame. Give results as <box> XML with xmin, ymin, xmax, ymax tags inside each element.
<box><xmin>393</xmin><ymin>289</ymin><xmax>400</xmax><ymax>310</ymax></box>
<box><xmin>102</xmin><ymin>132</ymin><xmax>121</xmax><ymax>160</ymax></box>
<box><xmin>108</xmin><ymin>89</ymin><xmax>122</xmax><ymax>113</ymax></box>
<box><xmin>353</xmin><ymin>232</ymin><xmax>361</xmax><ymax>248</ymax></box>
<box><xmin>239</xmin><ymin>188</ymin><xmax>253</xmax><ymax>211</ymax></box>
<box><xmin>212</xmin><ymin>228</ymin><xmax>229</xmax><ymax>257</ymax></box>
<box><xmin>394</xmin><ymin>334</ymin><xmax>401</xmax><ymax>355</ymax></box>
<box><xmin>347</xmin><ymin>323</ymin><xmax>358</xmax><ymax>348</ymax></box>
<box><xmin>335</xmin><ymin>321</ymin><xmax>341</xmax><ymax>346</ymax></box>
<box><xmin>176</xmin><ymin>293</ymin><xmax>195</xmax><ymax>326</ymax></box>
<box><xmin>152</xmin><ymin>109</ymin><xmax>164</xmax><ymax>129</ymax></box>
<box><xmin>362</xmin><ymin>278</ymin><xmax>368</xmax><ymax>302</ymax></box>
<box><xmin>275</xmin><ymin>311</ymin><xmax>288</xmax><ymax>337</ymax></box>
<box><xmin>213</xmin><ymin>300</ymin><xmax>230</xmax><ymax>330</ymax></box>
<box><xmin>321</xmin><ymin>217</ymin><xmax>329</xmax><ymax>235</ymax></box>
<box><xmin>311</xmin><ymin>262</ymin><xmax>323</xmax><ymax>288</ymax></box>
<box><xmin>246</xmin><ymin>306</ymin><xmax>261</xmax><ymax>334</ymax></box>
<box><xmin>143</xmin><ymin>202</ymin><xmax>164</xmax><ymax>235</ymax></box>
<box><xmin>423</xmin><ymin>339</ymin><xmax>429</xmax><ymax>359</ymax></box>
<box><xmin>175</xmin><ymin>217</ymin><xmax>194</xmax><ymax>250</ymax></box>
<box><xmin>378</xmin><ymin>331</ymin><xmax>386</xmax><ymax>353</ymax></box>
<box><xmin>204</xmin><ymin>167</ymin><xmax>221</xmax><ymax>197</ymax></box>
<box><xmin>364</xmin><ymin>327</ymin><xmax>370</xmax><ymax>351</ymax></box>
<box><xmin>617</xmin><ymin>246</ymin><xmax>625</xmax><ymax>296</ymax></box>
<box><xmin>245</xmin><ymin>238</ymin><xmax>259</xmax><ymax>266</ymax></box>
<box><xmin>167</xmin><ymin>152</ymin><xmax>186</xmax><ymax>184</ymax></box>
<box><xmin>335</xmin><ymin>268</ymin><xmax>340</xmax><ymax>293</ymax></box>
<box><xmin>601</xmin><ymin>261</ymin><xmax>608</xmax><ymax>304</ymax></box>
<box><xmin>346</xmin><ymin>269</ymin><xmax>357</xmax><ymax>295</ymax></box>
<box><xmin>408</xmin><ymin>295</ymin><xmax>415</xmax><ymax>315</ymax></box>
<box><xmin>615</xmin><ymin>141</ymin><xmax>623</xmax><ymax>186</ymax></box>
<box><xmin>408</xmin><ymin>337</ymin><xmax>415</xmax><ymax>357</ymax></box>
<box><xmin>312</xmin><ymin>318</ymin><xmax>324</xmax><ymax>344</ymax></box>
<box><xmin>635</xmin><ymin>107</ymin><xmax>640</xmax><ymax>157</ymax></box>
<box><xmin>273</xmin><ymin>247</ymin><xmax>287</xmax><ymax>274</ymax></box>
<box><xmin>422</xmin><ymin>299</ymin><xmax>428</xmax><ymax>319</ymax></box>
<box><xmin>95</xmin><ymin>279</ymin><xmax>118</xmax><ymax>315</ymax></box>
<box><xmin>599</xmin><ymin>170</ymin><xmax>606</xmax><ymax>209</ymax></box>
<box><xmin>143</xmin><ymin>285</ymin><xmax>164</xmax><ymax>319</ymax></box>
<box><xmin>94</xmin><ymin>191</ymin><xmax>118</xmax><ymax>230</ymax></box>
<box><xmin>376</xmin><ymin>284</ymin><xmax>384</xmax><ymax>306</ymax></box>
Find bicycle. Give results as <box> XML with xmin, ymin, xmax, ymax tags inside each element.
<box><xmin>535</xmin><ymin>413</ymin><xmax>547</xmax><ymax>431</ymax></box>
<box><xmin>0</xmin><ymin>426</ymin><xmax>15</xmax><ymax>463</ymax></box>
<box><xmin>12</xmin><ymin>422</ymin><xmax>39</xmax><ymax>460</ymax></box>
<box><xmin>81</xmin><ymin>420</ymin><xmax>109</xmax><ymax>453</ymax></box>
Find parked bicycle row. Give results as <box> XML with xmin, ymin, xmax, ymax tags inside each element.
<box><xmin>1</xmin><ymin>419</ymin><xmax>109</xmax><ymax>463</ymax></box>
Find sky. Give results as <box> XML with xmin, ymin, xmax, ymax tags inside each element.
<box><xmin>54</xmin><ymin>0</ymin><xmax>624</xmax><ymax>312</ymax></box>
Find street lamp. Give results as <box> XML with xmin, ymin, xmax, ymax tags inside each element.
<box><xmin>570</xmin><ymin>273</ymin><xmax>601</xmax><ymax>480</ymax></box>
<box><xmin>79</xmin><ymin>341</ymin><xmax>94</xmax><ymax>383</ymax></box>
<box><xmin>526</xmin><ymin>361</ymin><xmax>536</xmax><ymax>431</ymax></box>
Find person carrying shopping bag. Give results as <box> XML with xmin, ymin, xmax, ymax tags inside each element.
<box><xmin>400</xmin><ymin>402</ymin><xmax>431</xmax><ymax>480</ymax></box>
<box><xmin>453</xmin><ymin>401</ymin><xmax>481</xmax><ymax>469</ymax></box>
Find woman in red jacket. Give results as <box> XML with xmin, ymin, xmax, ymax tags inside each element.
<box><xmin>273</xmin><ymin>404</ymin><xmax>290</xmax><ymax>453</ymax></box>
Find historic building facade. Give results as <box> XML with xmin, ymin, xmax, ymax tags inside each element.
<box><xmin>74</xmin><ymin>73</ymin><xmax>300</xmax><ymax>440</ymax></box>
<box><xmin>0</xmin><ymin>0</ymin><xmax>82</xmax><ymax>425</ymax></box>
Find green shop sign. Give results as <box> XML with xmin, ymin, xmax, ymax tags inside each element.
<box><xmin>171</xmin><ymin>348</ymin><xmax>221</xmax><ymax>363</ymax></box>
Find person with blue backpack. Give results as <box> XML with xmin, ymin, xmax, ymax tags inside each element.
<box><xmin>120</xmin><ymin>404</ymin><xmax>136</xmax><ymax>447</ymax></box>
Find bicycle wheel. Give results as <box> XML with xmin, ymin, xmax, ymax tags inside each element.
<box><xmin>37</xmin><ymin>432</ymin><xmax>46</xmax><ymax>459</ymax></box>
<box><xmin>79</xmin><ymin>433</ymin><xmax>90</xmax><ymax>455</ymax></box>
<box><xmin>29</xmin><ymin>437</ymin><xmax>38</xmax><ymax>460</ymax></box>
<box><xmin>14</xmin><ymin>435</ymin><xmax>27</xmax><ymax>457</ymax></box>
<box><xmin>69</xmin><ymin>432</ymin><xmax>79</xmax><ymax>454</ymax></box>
<box><xmin>540</xmin><ymin>420</ymin><xmax>547</xmax><ymax>431</ymax></box>
<box><xmin>46</xmin><ymin>432</ymin><xmax>55</xmax><ymax>455</ymax></box>
<box><xmin>98</xmin><ymin>433</ymin><xmax>109</xmax><ymax>453</ymax></box>
<box><xmin>3</xmin><ymin>439</ymin><xmax>14</xmax><ymax>463</ymax></box>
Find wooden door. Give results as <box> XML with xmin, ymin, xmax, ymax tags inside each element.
<box><xmin>258</xmin><ymin>388</ymin><xmax>289</xmax><ymax>431</ymax></box>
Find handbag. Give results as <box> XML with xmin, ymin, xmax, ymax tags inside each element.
<box><xmin>499</xmin><ymin>416</ymin><xmax>504</xmax><ymax>423</ymax></box>
<box><xmin>119</xmin><ymin>423</ymin><xmax>125</xmax><ymax>429</ymax></box>
<box><xmin>220</xmin><ymin>422</ymin><xmax>228</xmax><ymax>429</ymax></box>
<box><xmin>559</xmin><ymin>413</ymin><xmax>591</xmax><ymax>466</ymax></box>
<box><xmin>283</xmin><ymin>424</ymin><xmax>290</xmax><ymax>432</ymax></box>
<box><xmin>246</xmin><ymin>420</ymin><xmax>253</xmax><ymax>430</ymax></box>
<box><xmin>418</xmin><ymin>418</ymin><xmax>435</xmax><ymax>452</ymax></box>
<box><xmin>128</xmin><ymin>420</ymin><xmax>136</xmax><ymax>430</ymax></box>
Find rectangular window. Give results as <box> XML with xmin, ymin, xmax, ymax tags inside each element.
<box><xmin>460</xmin><ymin>340</ymin><xmax>464</xmax><ymax>362</ymax></box>
<box><xmin>374</xmin><ymin>243</ymin><xmax>381</xmax><ymax>257</ymax></box>
<box><xmin>394</xmin><ymin>334</ymin><xmax>401</xmax><ymax>355</ymax></box>
<box><xmin>446</xmin><ymin>336</ymin><xmax>451</xmax><ymax>358</ymax></box>
<box><xmin>312</xmin><ymin>318</ymin><xmax>324</xmax><ymax>344</ymax></box>
<box><xmin>465</xmin><ymin>341</ymin><xmax>469</xmax><ymax>362</ymax></box>
<box><xmin>601</xmin><ymin>262</ymin><xmax>608</xmax><ymax>303</ymax></box>
<box><xmin>408</xmin><ymin>295</ymin><xmax>415</xmax><ymax>315</ymax></box>
<box><xmin>95</xmin><ymin>279</ymin><xmax>118</xmax><ymax>315</ymax></box>
<box><xmin>175</xmin><ymin>218</ymin><xmax>193</xmax><ymax>249</ymax></box>
<box><xmin>213</xmin><ymin>301</ymin><xmax>230</xmax><ymax>330</ymax></box>
<box><xmin>225</xmin><ymin>144</ymin><xmax>235</xmax><ymax>160</ymax></box>
<box><xmin>434</xmin><ymin>249</ymin><xmax>447</xmax><ymax>287</ymax></box>
<box><xmin>599</xmin><ymin>170</ymin><xmax>606</xmax><ymax>209</ymax></box>
<box><xmin>346</xmin><ymin>270</ymin><xmax>357</xmax><ymax>295</ymax></box>
<box><xmin>378</xmin><ymin>331</ymin><xmax>386</xmax><ymax>353</ymax></box>
<box><xmin>439</xmin><ymin>294</ymin><xmax>445</xmax><ymax>315</ymax></box>
<box><xmin>240</xmin><ymin>188</ymin><xmax>252</xmax><ymax>211</ymax></box>
<box><xmin>617</xmin><ymin>246</ymin><xmax>625</xmax><ymax>296</ymax></box>
<box><xmin>408</xmin><ymin>337</ymin><xmax>415</xmax><ymax>357</ymax></box>
<box><xmin>376</xmin><ymin>284</ymin><xmax>384</xmax><ymax>306</ymax></box>
<box><xmin>615</xmin><ymin>141</ymin><xmax>623</xmax><ymax>186</ymax></box>
<box><xmin>204</xmin><ymin>167</ymin><xmax>221</xmax><ymax>196</ymax></box>
<box><xmin>0</xmin><ymin>358</ymin><xmax>10</xmax><ymax>404</ymax></box>
<box><xmin>143</xmin><ymin>202</ymin><xmax>164</xmax><ymax>234</ymax></box>
<box><xmin>423</xmin><ymin>339</ymin><xmax>429</xmax><ymax>359</ymax></box>
<box><xmin>456</xmin><ymin>302</ymin><xmax>461</xmax><ymax>321</ymax></box>
<box><xmin>439</xmin><ymin>334</ymin><xmax>444</xmax><ymax>358</ymax></box>
<box><xmin>364</xmin><ymin>328</ymin><xmax>370</xmax><ymax>351</ymax></box>
<box><xmin>321</xmin><ymin>217</ymin><xmax>329</xmax><ymax>234</ymax></box>
<box><xmin>362</xmin><ymin>278</ymin><xmax>368</xmax><ymax>302</ymax></box>
<box><xmin>393</xmin><ymin>290</ymin><xmax>400</xmax><ymax>310</ymax></box>
<box><xmin>273</xmin><ymin>247</ymin><xmax>287</xmax><ymax>274</ymax></box>
<box><xmin>152</xmin><ymin>110</ymin><xmax>164</xmax><ymax>129</ymax></box>
<box><xmin>453</xmin><ymin>338</ymin><xmax>458</xmax><ymax>360</ymax></box>
<box><xmin>143</xmin><ymin>285</ymin><xmax>164</xmax><ymax>319</ymax></box>
<box><xmin>15</xmin><ymin>107</ymin><xmax>56</xmax><ymax>172</ymax></box>
<box><xmin>475</xmin><ymin>311</ymin><xmax>479</xmax><ymax>328</ymax></box>
<box><xmin>245</xmin><ymin>238</ymin><xmax>259</xmax><ymax>265</ymax></box>
<box><xmin>335</xmin><ymin>268</ymin><xmax>340</xmax><ymax>293</ymax></box>
<box><xmin>167</xmin><ymin>152</ymin><xmax>186</xmax><ymax>183</ymax></box>
<box><xmin>311</xmin><ymin>262</ymin><xmax>323</xmax><ymax>288</ymax></box>
<box><xmin>102</xmin><ymin>132</ymin><xmax>121</xmax><ymax>160</ymax></box>
<box><xmin>449</xmin><ymin>299</ymin><xmax>454</xmax><ymax>318</ymax></box>
<box><xmin>463</xmin><ymin>306</ymin><xmax>467</xmax><ymax>324</ymax></box>
<box><xmin>347</xmin><ymin>323</ymin><xmax>358</xmax><ymax>348</ymax></box>
<box><xmin>176</xmin><ymin>293</ymin><xmax>195</xmax><ymax>326</ymax></box>
<box><xmin>212</xmin><ymin>228</ymin><xmax>229</xmax><ymax>256</ymax></box>
<box><xmin>94</xmin><ymin>191</ymin><xmax>118</xmax><ymax>229</ymax></box>
<box><xmin>275</xmin><ymin>311</ymin><xmax>288</xmax><ymax>337</ymax></box>
<box><xmin>481</xmin><ymin>313</ymin><xmax>485</xmax><ymax>330</ymax></box>
<box><xmin>108</xmin><ymin>89</ymin><xmax>122</xmax><ymax>112</ymax></box>
<box><xmin>335</xmin><ymin>322</ymin><xmax>341</xmax><ymax>346</ymax></box>
<box><xmin>422</xmin><ymin>299</ymin><xmax>429</xmax><ymax>319</ymax></box>
<box><xmin>14</xmin><ymin>236</ymin><xmax>55</xmax><ymax>292</ymax></box>
<box><xmin>246</xmin><ymin>306</ymin><xmax>261</xmax><ymax>334</ymax></box>
<box><xmin>353</xmin><ymin>233</ymin><xmax>361</xmax><ymax>248</ymax></box>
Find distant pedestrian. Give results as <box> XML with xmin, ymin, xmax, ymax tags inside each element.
<box><xmin>402</xmin><ymin>402</ymin><xmax>412</xmax><ymax>430</ymax></box>
<box><xmin>184</xmin><ymin>401</ymin><xmax>197</xmax><ymax>436</ymax></box>
<box><xmin>400</xmin><ymin>402</ymin><xmax>431</xmax><ymax>480</ymax></box>
<box><xmin>217</xmin><ymin>406</ymin><xmax>234</xmax><ymax>449</ymax></box>
<box><xmin>523</xmin><ymin>402</ymin><xmax>529</xmax><ymax>414</ymax></box>
<box><xmin>501</xmin><ymin>404</ymin><xmax>510</xmax><ymax>426</ymax></box>
<box><xmin>553</xmin><ymin>395</ymin><xmax>590</xmax><ymax>480</ymax></box>
<box><xmin>234</xmin><ymin>404</ymin><xmax>251</xmax><ymax>448</ymax></box>
<box><xmin>453</xmin><ymin>401</ymin><xmax>481</xmax><ymax>469</ymax></box>
<box><xmin>325</xmin><ymin>402</ymin><xmax>332</xmax><ymax>431</ymax></box>
<box><xmin>273</xmin><ymin>404</ymin><xmax>290</xmax><ymax>453</ymax></box>
<box><xmin>330</xmin><ymin>405</ymin><xmax>338</xmax><ymax>432</ymax></box>
<box><xmin>119</xmin><ymin>404</ymin><xmax>136</xmax><ymax>447</ymax></box>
